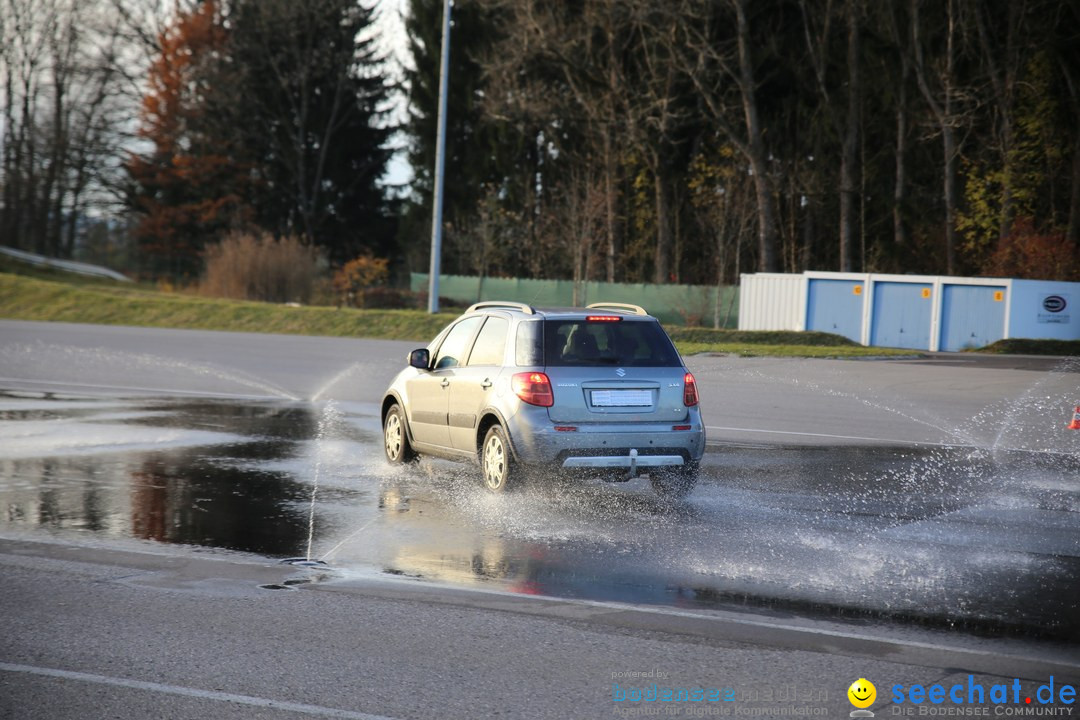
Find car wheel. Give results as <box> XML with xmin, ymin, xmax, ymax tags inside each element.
<box><xmin>383</xmin><ymin>404</ymin><xmax>417</xmax><ymax>464</ymax></box>
<box><xmin>481</xmin><ymin>425</ymin><xmax>516</xmax><ymax>492</ymax></box>
<box><xmin>650</xmin><ymin>462</ymin><xmax>699</xmax><ymax>499</ymax></box>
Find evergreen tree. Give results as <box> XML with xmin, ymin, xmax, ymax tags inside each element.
<box><xmin>216</xmin><ymin>0</ymin><xmax>395</xmax><ymax>262</ymax></box>
<box><xmin>127</xmin><ymin>0</ymin><xmax>395</xmax><ymax>274</ymax></box>
<box><xmin>126</xmin><ymin>0</ymin><xmax>251</xmax><ymax>279</ymax></box>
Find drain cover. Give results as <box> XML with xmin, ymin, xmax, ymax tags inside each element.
<box><xmin>279</xmin><ymin>558</ymin><xmax>328</xmax><ymax>567</ymax></box>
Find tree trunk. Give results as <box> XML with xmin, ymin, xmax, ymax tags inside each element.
<box><xmin>653</xmin><ymin>168</ymin><xmax>672</xmax><ymax>283</ymax></box>
<box><xmin>942</xmin><ymin>0</ymin><xmax>958</xmax><ymax>275</ymax></box>
<box><xmin>1059</xmin><ymin>53</ymin><xmax>1080</xmax><ymax>245</ymax></box>
<box><xmin>943</xmin><ymin>125</ymin><xmax>958</xmax><ymax>275</ymax></box>
<box><xmin>714</xmin><ymin>196</ymin><xmax>726</xmax><ymax>329</ymax></box>
<box><xmin>912</xmin><ymin>0</ymin><xmax>959</xmax><ymax>275</ymax></box>
<box><xmin>802</xmin><ymin>197</ymin><xmax>814</xmax><ymax>270</ymax></box>
<box><xmin>603</xmin><ymin>128</ymin><xmax>617</xmax><ymax>282</ymax></box>
<box><xmin>839</xmin><ymin>0</ymin><xmax>860</xmax><ymax>272</ymax></box>
<box><xmin>734</xmin><ymin>0</ymin><xmax>778</xmax><ymax>272</ymax></box>
<box><xmin>894</xmin><ymin>63</ymin><xmax>909</xmax><ymax>250</ymax></box>
<box><xmin>1</xmin><ymin>67</ymin><xmax>15</xmax><ymax>245</ymax></box>
<box><xmin>1068</xmin><ymin>137</ymin><xmax>1080</xmax><ymax>245</ymax></box>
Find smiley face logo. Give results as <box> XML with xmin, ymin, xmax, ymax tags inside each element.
<box><xmin>848</xmin><ymin>678</ymin><xmax>876</xmax><ymax>709</ymax></box>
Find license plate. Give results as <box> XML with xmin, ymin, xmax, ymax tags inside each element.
<box><xmin>591</xmin><ymin>389</ymin><xmax>652</xmax><ymax>407</ymax></box>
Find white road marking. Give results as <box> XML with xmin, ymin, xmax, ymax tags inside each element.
<box><xmin>706</xmin><ymin>425</ymin><xmax>1078</xmax><ymax>458</ymax></box>
<box><xmin>705</xmin><ymin>424</ymin><xmax>964</xmax><ymax>447</ymax></box>
<box><xmin>0</xmin><ymin>376</ymin><xmax>282</xmax><ymax>400</ymax></box>
<box><xmin>0</xmin><ymin>662</ymin><xmax>396</xmax><ymax>720</ymax></box>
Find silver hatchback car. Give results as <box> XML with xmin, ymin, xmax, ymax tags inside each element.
<box><xmin>381</xmin><ymin>301</ymin><xmax>705</xmax><ymax>497</ymax></box>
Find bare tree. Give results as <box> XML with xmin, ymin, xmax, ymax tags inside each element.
<box><xmin>877</xmin><ymin>0</ymin><xmax>913</xmax><ymax>253</ymax></box>
<box><xmin>800</xmin><ymin>0</ymin><xmax>862</xmax><ymax>272</ymax></box>
<box><xmin>911</xmin><ymin>0</ymin><xmax>968</xmax><ymax>274</ymax></box>
<box><xmin>1063</xmin><ymin>53</ymin><xmax>1080</xmax><ymax>245</ymax></box>
<box><xmin>0</xmin><ymin>0</ymin><xmax>135</xmax><ymax>258</ymax></box>
<box><xmin>625</xmin><ymin>3</ymin><xmax>694</xmax><ymax>283</ymax></box>
<box><xmin>668</xmin><ymin>0</ymin><xmax>780</xmax><ymax>273</ymax></box>
<box><xmin>973</xmin><ymin>0</ymin><xmax>1024</xmax><ymax>242</ymax></box>
<box><xmin>484</xmin><ymin>0</ymin><xmax>633</xmax><ymax>282</ymax></box>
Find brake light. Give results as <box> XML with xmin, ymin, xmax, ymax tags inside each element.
<box><xmin>585</xmin><ymin>315</ymin><xmax>622</xmax><ymax>322</ymax></box>
<box><xmin>683</xmin><ymin>372</ymin><xmax>699</xmax><ymax>407</ymax></box>
<box><xmin>512</xmin><ymin>372</ymin><xmax>554</xmax><ymax>407</ymax></box>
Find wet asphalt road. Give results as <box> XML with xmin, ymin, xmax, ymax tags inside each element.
<box><xmin>1</xmin><ymin>320</ymin><xmax>1078</xmax><ymax>718</ymax></box>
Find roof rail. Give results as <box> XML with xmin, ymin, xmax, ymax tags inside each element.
<box><xmin>586</xmin><ymin>302</ymin><xmax>647</xmax><ymax>316</ymax></box>
<box><xmin>466</xmin><ymin>301</ymin><xmax>536</xmax><ymax>315</ymax></box>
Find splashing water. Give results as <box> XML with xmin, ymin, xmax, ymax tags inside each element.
<box><xmin>310</xmin><ymin>362</ymin><xmax>366</xmax><ymax>403</ymax></box>
<box><xmin>306</xmin><ymin>400</ymin><xmax>344</xmax><ymax>561</ymax></box>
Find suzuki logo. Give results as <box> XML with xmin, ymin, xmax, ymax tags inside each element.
<box><xmin>615</xmin><ymin>368</ymin><xmax>626</xmax><ymax>377</ymax></box>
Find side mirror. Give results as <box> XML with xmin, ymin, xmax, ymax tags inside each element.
<box><xmin>408</xmin><ymin>348</ymin><xmax>430</xmax><ymax>370</ymax></box>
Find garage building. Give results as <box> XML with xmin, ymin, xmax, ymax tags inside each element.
<box><xmin>739</xmin><ymin>272</ymin><xmax>1079</xmax><ymax>351</ymax></box>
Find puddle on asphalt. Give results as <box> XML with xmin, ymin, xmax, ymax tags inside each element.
<box><xmin>0</xmin><ymin>395</ymin><xmax>358</xmax><ymax>556</ymax></box>
<box><xmin>0</xmin><ymin>392</ymin><xmax>1078</xmax><ymax>640</ymax></box>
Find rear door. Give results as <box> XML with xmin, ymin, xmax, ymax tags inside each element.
<box><xmin>543</xmin><ymin>318</ymin><xmax>689</xmax><ymax>424</ymax></box>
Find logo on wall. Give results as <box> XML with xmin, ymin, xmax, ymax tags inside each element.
<box><xmin>1042</xmin><ymin>295</ymin><xmax>1067</xmax><ymax>313</ymax></box>
<box><xmin>1038</xmin><ymin>294</ymin><xmax>1070</xmax><ymax>325</ymax></box>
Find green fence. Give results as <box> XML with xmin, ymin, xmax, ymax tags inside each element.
<box><xmin>410</xmin><ymin>273</ymin><xmax>739</xmax><ymax>327</ymax></box>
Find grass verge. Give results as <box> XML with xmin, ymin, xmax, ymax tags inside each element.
<box><xmin>974</xmin><ymin>338</ymin><xmax>1080</xmax><ymax>356</ymax></box>
<box><xmin>674</xmin><ymin>342</ymin><xmax>918</xmax><ymax>358</ymax></box>
<box><xmin>0</xmin><ymin>272</ymin><xmax>455</xmax><ymax>341</ymax></box>
<box><xmin>7</xmin><ymin>268</ymin><xmax>1068</xmax><ymax>358</ymax></box>
<box><xmin>0</xmin><ymin>271</ymin><xmax>903</xmax><ymax>355</ymax></box>
<box><xmin>666</xmin><ymin>327</ymin><xmax>918</xmax><ymax>358</ymax></box>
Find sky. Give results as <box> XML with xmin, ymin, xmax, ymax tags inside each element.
<box><xmin>372</xmin><ymin>0</ymin><xmax>416</xmax><ymax>192</ymax></box>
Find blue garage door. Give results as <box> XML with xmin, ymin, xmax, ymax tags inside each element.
<box><xmin>806</xmin><ymin>279</ymin><xmax>865</xmax><ymax>343</ymax></box>
<box><xmin>939</xmin><ymin>284</ymin><xmax>1007</xmax><ymax>351</ymax></box>
<box><xmin>870</xmin><ymin>282</ymin><xmax>933</xmax><ymax>350</ymax></box>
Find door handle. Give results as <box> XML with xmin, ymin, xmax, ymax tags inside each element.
<box><xmin>440</xmin><ymin>379</ymin><xmax>450</xmax><ymax>388</ymax></box>
<box><xmin>480</xmin><ymin>379</ymin><xmax>493</xmax><ymax>389</ymax></box>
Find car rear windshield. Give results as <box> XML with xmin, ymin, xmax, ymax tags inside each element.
<box><xmin>542</xmin><ymin>319</ymin><xmax>681</xmax><ymax>367</ymax></box>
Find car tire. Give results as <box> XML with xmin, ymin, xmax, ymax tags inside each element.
<box><xmin>650</xmin><ymin>461</ymin><xmax>699</xmax><ymax>499</ymax></box>
<box><xmin>383</xmin><ymin>404</ymin><xmax>417</xmax><ymax>464</ymax></box>
<box><xmin>481</xmin><ymin>424</ymin><xmax>517</xmax><ymax>492</ymax></box>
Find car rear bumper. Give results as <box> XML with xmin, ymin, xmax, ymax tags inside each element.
<box><xmin>504</xmin><ymin>405</ymin><xmax>705</xmax><ymax>468</ymax></box>
<box><xmin>560</xmin><ymin>452</ymin><xmax>685</xmax><ymax>468</ymax></box>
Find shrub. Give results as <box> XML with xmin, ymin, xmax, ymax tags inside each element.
<box><xmin>359</xmin><ymin>286</ymin><xmax>413</xmax><ymax>309</ymax></box>
<box><xmin>981</xmin><ymin>218</ymin><xmax>1080</xmax><ymax>281</ymax></box>
<box><xmin>201</xmin><ymin>232</ymin><xmax>321</xmax><ymax>303</ymax></box>
<box><xmin>332</xmin><ymin>254</ymin><xmax>390</xmax><ymax>307</ymax></box>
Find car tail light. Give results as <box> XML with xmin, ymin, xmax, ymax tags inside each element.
<box><xmin>683</xmin><ymin>372</ymin><xmax>699</xmax><ymax>407</ymax></box>
<box><xmin>512</xmin><ymin>372</ymin><xmax>554</xmax><ymax>407</ymax></box>
<box><xmin>585</xmin><ymin>315</ymin><xmax>622</xmax><ymax>322</ymax></box>
<box><xmin>672</xmin><ymin>425</ymin><xmax>692</xmax><ymax>431</ymax></box>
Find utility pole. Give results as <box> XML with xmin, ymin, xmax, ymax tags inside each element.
<box><xmin>427</xmin><ymin>0</ymin><xmax>452</xmax><ymax>313</ymax></box>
